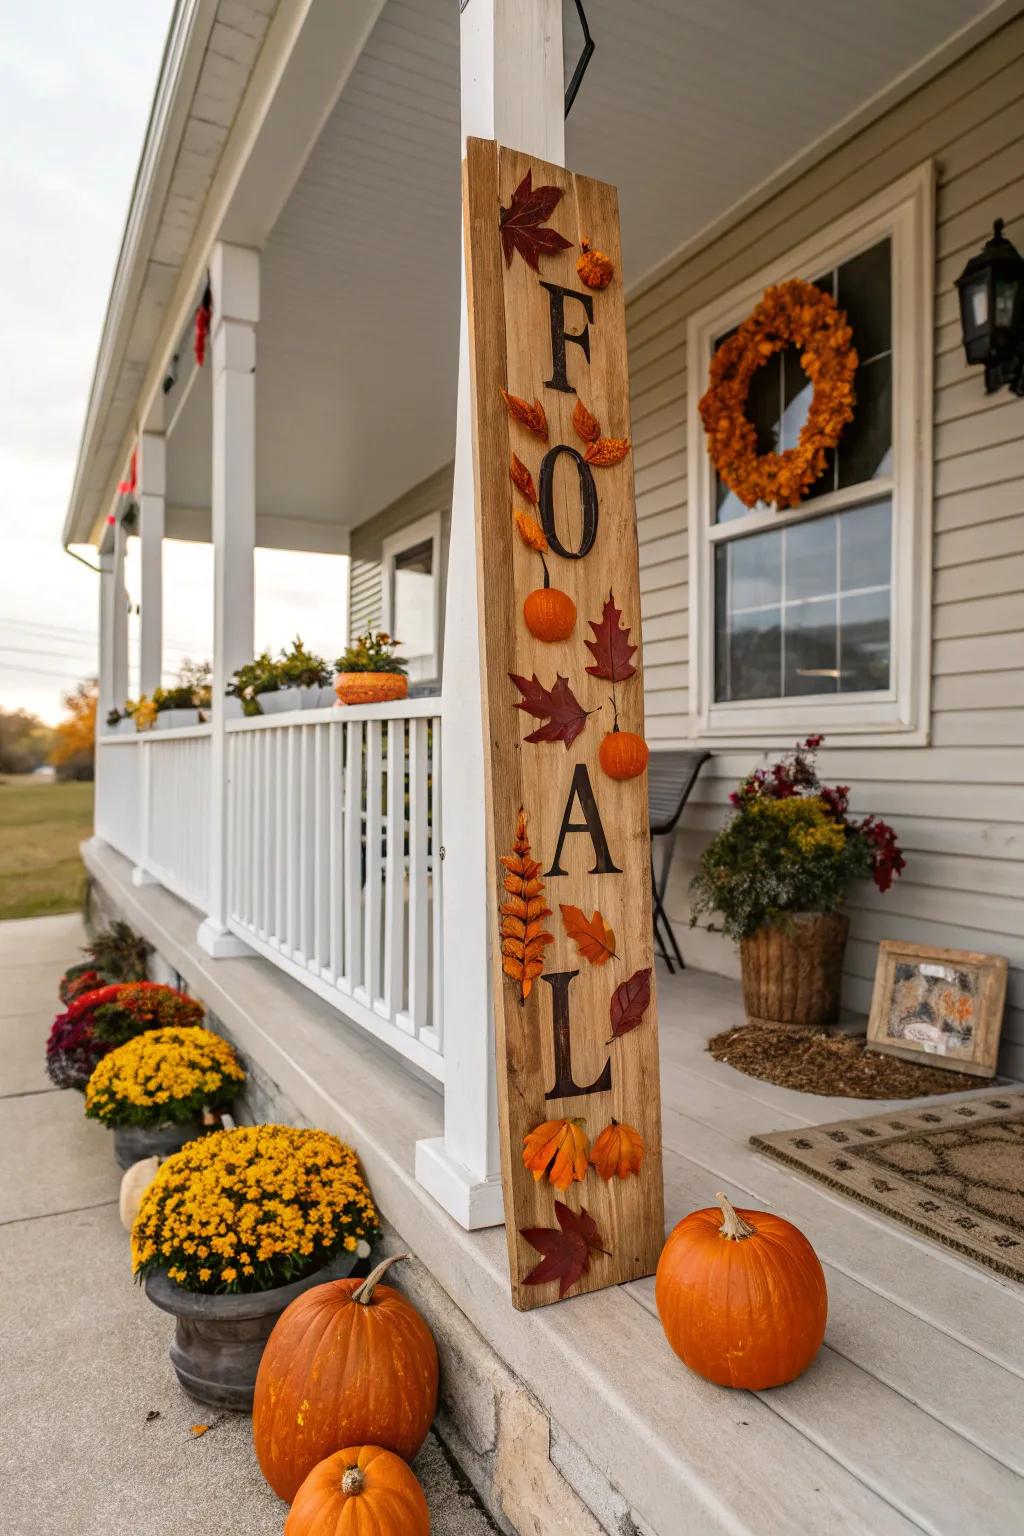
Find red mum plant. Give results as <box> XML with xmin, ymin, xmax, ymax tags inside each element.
<box><xmin>45</xmin><ymin>982</ymin><xmax>205</xmax><ymax>1092</ymax></box>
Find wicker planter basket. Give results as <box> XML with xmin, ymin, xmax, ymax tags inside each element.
<box><xmin>334</xmin><ymin>672</ymin><xmax>408</xmax><ymax>706</ymax></box>
<box><xmin>740</xmin><ymin>911</ymin><xmax>849</xmax><ymax>1028</ymax></box>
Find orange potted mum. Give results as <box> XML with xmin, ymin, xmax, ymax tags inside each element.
<box><xmin>334</xmin><ymin>631</ymin><xmax>408</xmax><ymax>706</ymax></box>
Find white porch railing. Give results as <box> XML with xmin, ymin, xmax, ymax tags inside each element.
<box><xmin>95</xmin><ymin>728</ymin><xmax>212</xmax><ymax>911</ymax></box>
<box><xmin>224</xmin><ymin>701</ymin><xmax>444</xmax><ymax>1080</ymax></box>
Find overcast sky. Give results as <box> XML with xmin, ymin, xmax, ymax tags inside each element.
<box><xmin>0</xmin><ymin>4</ymin><xmax>348</xmax><ymax>725</ymax></box>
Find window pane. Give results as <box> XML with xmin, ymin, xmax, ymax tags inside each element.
<box><xmin>715</xmin><ymin>351</ymin><xmax>782</xmax><ymax>523</ymax></box>
<box><xmin>840</xmin><ymin>499</ymin><xmax>891</xmax><ymax>591</ymax></box>
<box><xmin>785</xmin><ymin>515</ymin><xmax>836</xmax><ymax>601</ymax></box>
<box><xmin>392</xmin><ymin>538</ymin><xmax>434</xmax><ymax>665</ymax></box>
<box><xmin>838</xmin><ymin>238</ymin><xmax>891</xmax><ymax>360</ymax></box>
<box><xmin>838</xmin><ymin>353</ymin><xmax>892</xmax><ymax>488</ymax></box>
<box><xmin>729</xmin><ymin>527</ymin><xmax>782</xmax><ymax>609</ymax></box>
<box><xmin>785</xmin><ymin>597</ymin><xmax>839</xmax><ymax>696</ymax></box>
<box><xmin>719</xmin><ymin>604</ymin><xmax>783</xmax><ymax>701</ymax></box>
<box><xmin>840</xmin><ymin>588</ymin><xmax>890</xmax><ymax>691</ymax></box>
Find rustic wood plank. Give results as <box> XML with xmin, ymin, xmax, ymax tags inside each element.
<box><xmin>465</xmin><ymin>138</ymin><xmax>663</xmax><ymax>1308</ymax></box>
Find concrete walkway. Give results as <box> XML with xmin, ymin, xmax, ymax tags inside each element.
<box><xmin>0</xmin><ymin>914</ymin><xmax>498</xmax><ymax>1536</ymax></box>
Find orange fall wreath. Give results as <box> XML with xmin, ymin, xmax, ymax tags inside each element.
<box><xmin>699</xmin><ymin>278</ymin><xmax>858</xmax><ymax>510</ymax></box>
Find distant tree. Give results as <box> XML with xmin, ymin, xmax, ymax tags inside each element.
<box><xmin>50</xmin><ymin>680</ymin><xmax>97</xmax><ymax>781</ymax></box>
<box><xmin>0</xmin><ymin>708</ymin><xmax>53</xmax><ymax>774</ymax></box>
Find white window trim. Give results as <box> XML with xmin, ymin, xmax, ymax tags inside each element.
<box><xmin>686</xmin><ymin>162</ymin><xmax>934</xmax><ymax>747</ymax></box>
<box><xmin>382</xmin><ymin>510</ymin><xmax>442</xmax><ymax>685</ymax></box>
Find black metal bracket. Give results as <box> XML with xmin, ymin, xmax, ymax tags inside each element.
<box><xmin>564</xmin><ymin>0</ymin><xmax>595</xmax><ymax>120</ymax></box>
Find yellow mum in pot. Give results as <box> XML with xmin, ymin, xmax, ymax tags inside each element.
<box><xmin>85</xmin><ymin>1026</ymin><xmax>245</xmax><ymax>1129</ymax></box>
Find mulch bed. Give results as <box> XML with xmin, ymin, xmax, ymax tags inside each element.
<box><xmin>708</xmin><ymin>1023</ymin><xmax>995</xmax><ymax>1099</ymax></box>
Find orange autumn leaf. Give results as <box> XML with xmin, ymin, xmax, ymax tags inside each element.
<box><xmin>572</xmin><ymin>398</ymin><xmax>601</xmax><ymax>444</ymax></box>
<box><xmin>522</xmin><ymin>1117</ymin><xmax>589</xmax><ymax>1190</ymax></box>
<box><xmin>190</xmin><ymin>1424</ymin><xmax>211</xmax><ymax>1437</ymax></box>
<box><xmin>584</xmin><ymin>436</ymin><xmax>631</xmax><ymax>467</ymax></box>
<box><xmin>514</xmin><ymin>509</ymin><xmax>548</xmax><ymax>553</ymax></box>
<box><xmin>500</xmin><ymin>809</ymin><xmax>554</xmax><ymax>1001</ymax></box>
<box><xmin>560</xmin><ymin>904</ymin><xmax>616</xmax><ymax>965</ymax></box>
<box><xmin>500</xmin><ymin>388</ymin><xmax>548</xmax><ymax>441</ymax></box>
<box><xmin>510</xmin><ymin>453</ymin><xmax>538</xmax><ymax>505</ymax></box>
<box><xmin>590</xmin><ymin>1120</ymin><xmax>644</xmax><ymax>1181</ymax></box>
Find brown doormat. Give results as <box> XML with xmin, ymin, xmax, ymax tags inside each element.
<box><xmin>750</xmin><ymin>1093</ymin><xmax>1024</xmax><ymax>1284</ymax></box>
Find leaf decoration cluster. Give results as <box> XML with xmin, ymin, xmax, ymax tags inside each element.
<box><xmin>585</xmin><ymin>592</ymin><xmax>637</xmax><ymax>683</ymax></box>
<box><xmin>570</xmin><ymin>397</ymin><xmax>631</xmax><ymax>467</ymax></box>
<box><xmin>509</xmin><ymin>453</ymin><xmax>538</xmax><ymax>505</ymax></box>
<box><xmin>522</xmin><ymin>1115</ymin><xmax>645</xmax><ymax>1190</ymax></box>
<box><xmin>560</xmin><ymin>904</ymin><xmax>616</xmax><ymax>965</ymax></box>
<box><xmin>501</xmin><ymin>389</ymin><xmax>548</xmax><ymax>441</ymax></box>
<box><xmin>499</xmin><ymin>171</ymin><xmax>573</xmax><ymax>271</ymax></box>
<box><xmin>590</xmin><ymin>1120</ymin><xmax>644</xmax><ymax>1182</ymax></box>
<box><xmin>520</xmin><ymin>1201</ymin><xmax>608</xmax><ymax>1297</ymax></box>
<box><xmin>509</xmin><ymin>673</ymin><xmax>590</xmax><ymax>748</ymax></box>
<box><xmin>499</xmin><ymin>809</ymin><xmax>553</xmax><ymax>1002</ymax></box>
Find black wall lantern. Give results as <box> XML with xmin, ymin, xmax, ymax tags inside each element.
<box><xmin>954</xmin><ymin>219</ymin><xmax>1024</xmax><ymax>396</ymax></box>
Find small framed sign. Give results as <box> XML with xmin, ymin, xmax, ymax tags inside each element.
<box><xmin>866</xmin><ymin>940</ymin><xmax>1007</xmax><ymax>1078</ymax></box>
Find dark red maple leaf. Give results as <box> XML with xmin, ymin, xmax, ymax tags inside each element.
<box><xmin>499</xmin><ymin>170</ymin><xmax>573</xmax><ymax>271</ymax></box>
<box><xmin>609</xmin><ymin>967</ymin><xmax>652</xmax><ymax>1042</ymax></box>
<box><xmin>585</xmin><ymin>592</ymin><xmax>637</xmax><ymax>683</ymax></box>
<box><xmin>520</xmin><ymin>1201</ymin><xmax>610</xmax><ymax>1297</ymax></box>
<box><xmin>509</xmin><ymin>673</ymin><xmax>591</xmax><ymax>748</ymax></box>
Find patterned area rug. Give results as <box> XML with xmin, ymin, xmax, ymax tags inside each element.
<box><xmin>750</xmin><ymin>1093</ymin><xmax>1024</xmax><ymax>1283</ymax></box>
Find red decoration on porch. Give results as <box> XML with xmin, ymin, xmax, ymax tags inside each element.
<box><xmin>520</xmin><ymin>1201</ymin><xmax>610</xmax><ymax>1297</ymax></box>
<box><xmin>194</xmin><ymin>281</ymin><xmax>212</xmax><ymax>367</ymax></box>
<box><xmin>699</xmin><ymin>278</ymin><xmax>857</xmax><ymax>509</ymax></box>
<box><xmin>576</xmin><ymin>237</ymin><xmax>615</xmax><ymax>290</ymax></box>
<box><xmin>585</xmin><ymin>592</ymin><xmax>637</xmax><ymax>683</ymax></box>
<box><xmin>117</xmin><ymin>448</ymin><xmax>137</xmax><ymax>496</ymax></box>
<box><xmin>500</xmin><ymin>387</ymin><xmax>549</xmax><ymax>441</ymax></box>
<box><xmin>571</xmin><ymin>397</ymin><xmax>601</xmax><ymax>444</ymax></box>
<box><xmin>509</xmin><ymin>672</ymin><xmax>591</xmax><ymax>748</ymax></box>
<box><xmin>498</xmin><ymin>170</ymin><xmax>572</xmax><ymax>271</ymax></box>
<box><xmin>608</xmin><ymin>967</ymin><xmax>652</xmax><ymax>1042</ymax></box>
<box><xmin>509</xmin><ymin>452</ymin><xmax>538</xmax><ymax>505</ymax></box>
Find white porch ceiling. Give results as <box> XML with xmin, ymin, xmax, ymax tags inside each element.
<box><xmin>169</xmin><ymin>0</ymin><xmax>1007</xmax><ymax>531</ymax></box>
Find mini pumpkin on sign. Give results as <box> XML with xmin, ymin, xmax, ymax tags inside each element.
<box><xmin>655</xmin><ymin>1192</ymin><xmax>827</xmax><ymax>1389</ymax></box>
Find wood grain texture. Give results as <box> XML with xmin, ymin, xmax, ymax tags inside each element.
<box><xmin>464</xmin><ymin>138</ymin><xmax>663</xmax><ymax>1309</ymax></box>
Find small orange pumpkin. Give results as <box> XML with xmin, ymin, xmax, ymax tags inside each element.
<box><xmin>285</xmin><ymin>1445</ymin><xmax>430</xmax><ymax>1536</ymax></box>
<box><xmin>655</xmin><ymin>1192</ymin><xmax>827</xmax><ymax>1389</ymax></box>
<box><xmin>598</xmin><ymin>727</ymin><xmax>649</xmax><ymax>780</ymax></box>
<box><xmin>523</xmin><ymin>586</ymin><xmax>576</xmax><ymax>643</ymax></box>
<box><xmin>253</xmin><ymin>1254</ymin><xmax>438</xmax><ymax>1503</ymax></box>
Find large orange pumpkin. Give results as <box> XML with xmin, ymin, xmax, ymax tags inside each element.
<box><xmin>655</xmin><ymin>1192</ymin><xmax>827</xmax><ymax>1389</ymax></box>
<box><xmin>254</xmin><ymin>1253</ymin><xmax>438</xmax><ymax>1502</ymax></box>
<box><xmin>285</xmin><ymin>1445</ymin><xmax>430</xmax><ymax>1536</ymax></box>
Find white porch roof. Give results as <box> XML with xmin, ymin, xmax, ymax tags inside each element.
<box><xmin>64</xmin><ymin>0</ymin><xmax>1016</xmax><ymax>547</ymax></box>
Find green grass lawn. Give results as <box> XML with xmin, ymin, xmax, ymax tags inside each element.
<box><xmin>0</xmin><ymin>776</ymin><xmax>93</xmax><ymax>921</ymax></box>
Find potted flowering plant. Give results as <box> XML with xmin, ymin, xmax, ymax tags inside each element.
<box><xmin>227</xmin><ymin>638</ymin><xmax>332</xmax><ymax>715</ymax></box>
<box><xmin>334</xmin><ymin>631</ymin><xmax>408</xmax><ymax>706</ymax></box>
<box><xmin>690</xmin><ymin>736</ymin><xmax>904</xmax><ymax>1027</ymax></box>
<box><xmin>84</xmin><ymin>1024</ymin><xmax>245</xmax><ymax>1169</ymax></box>
<box><xmin>132</xmin><ymin>1124</ymin><xmax>380</xmax><ymax>1408</ymax></box>
<box><xmin>153</xmin><ymin>659</ymin><xmax>213</xmax><ymax>728</ymax></box>
<box><xmin>46</xmin><ymin>980</ymin><xmax>204</xmax><ymax>1091</ymax></box>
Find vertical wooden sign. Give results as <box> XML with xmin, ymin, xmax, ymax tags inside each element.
<box><xmin>464</xmin><ymin>138</ymin><xmax>664</xmax><ymax>1310</ymax></box>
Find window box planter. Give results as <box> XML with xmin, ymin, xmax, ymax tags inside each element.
<box><xmin>155</xmin><ymin>708</ymin><xmax>200</xmax><ymax>730</ymax></box>
<box><xmin>145</xmin><ymin>1249</ymin><xmax>358</xmax><ymax>1410</ymax></box>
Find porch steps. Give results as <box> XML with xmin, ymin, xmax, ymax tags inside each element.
<box><xmin>86</xmin><ymin>837</ymin><xmax>1024</xmax><ymax>1536</ymax></box>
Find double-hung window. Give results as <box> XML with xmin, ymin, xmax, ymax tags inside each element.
<box><xmin>687</xmin><ymin>166</ymin><xmax>933</xmax><ymax>743</ymax></box>
<box><xmin>382</xmin><ymin>511</ymin><xmax>442</xmax><ymax>686</ymax></box>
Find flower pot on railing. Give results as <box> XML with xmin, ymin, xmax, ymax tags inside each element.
<box><xmin>739</xmin><ymin>911</ymin><xmax>849</xmax><ymax>1028</ymax></box>
<box><xmin>334</xmin><ymin>672</ymin><xmax>409</xmax><ymax>707</ymax></box>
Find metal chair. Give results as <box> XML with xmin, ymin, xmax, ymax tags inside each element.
<box><xmin>648</xmin><ymin>749</ymin><xmax>711</xmax><ymax>973</ymax></box>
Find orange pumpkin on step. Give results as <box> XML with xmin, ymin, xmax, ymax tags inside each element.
<box><xmin>523</xmin><ymin>585</ymin><xmax>576</xmax><ymax>643</ymax></box>
<box><xmin>253</xmin><ymin>1254</ymin><xmax>438</xmax><ymax>1502</ymax></box>
<box><xmin>655</xmin><ymin>1192</ymin><xmax>827</xmax><ymax>1389</ymax></box>
<box><xmin>285</xmin><ymin>1445</ymin><xmax>430</xmax><ymax>1536</ymax></box>
<box><xmin>598</xmin><ymin>726</ymin><xmax>649</xmax><ymax>780</ymax></box>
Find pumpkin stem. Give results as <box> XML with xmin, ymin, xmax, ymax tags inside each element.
<box><xmin>540</xmin><ymin>551</ymin><xmax>550</xmax><ymax>588</ymax></box>
<box><xmin>341</xmin><ymin>1465</ymin><xmax>366</xmax><ymax>1497</ymax></box>
<box><xmin>351</xmin><ymin>1251</ymin><xmax>409</xmax><ymax>1305</ymax></box>
<box><xmin>716</xmin><ymin>1191</ymin><xmax>756</xmax><ymax>1241</ymax></box>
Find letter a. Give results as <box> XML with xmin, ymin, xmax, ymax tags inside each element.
<box><xmin>545</xmin><ymin>763</ymin><xmax>622</xmax><ymax>878</ymax></box>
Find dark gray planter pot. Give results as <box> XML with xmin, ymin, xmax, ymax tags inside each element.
<box><xmin>113</xmin><ymin>1119</ymin><xmax>204</xmax><ymax>1171</ymax></box>
<box><xmin>145</xmin><ymin>1250</ymin><xmax>359</xmax><ymax>1411</ymax></box>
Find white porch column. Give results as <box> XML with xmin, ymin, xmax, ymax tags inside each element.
<box><xmin>197</xmin><ymin>242</ymin><xmax>260</xmax><ymax>959</ymax></box>
<box><xmin>107</xmin><ymin>513</ymin><xmax>130</xmax><ymax>717</ymax></box>
<box><xmin>415</xmin><ymin>0</ymin><xmax>565</xmax><ymax>1229</ymax></box>
<box><xmin>98</xmin><ymin>534</ymin><xmax>117</xmax><ymax>728</ymax></box>
<box><xmin>137</xmin><ymin>431</ymin><xmax>166</xmax><ymax>697</ymax></box>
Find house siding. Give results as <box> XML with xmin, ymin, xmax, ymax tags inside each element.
<box><xmin>348</xmin><ymin>464</ymin><xmax>453</xmax><ymax>643</ymax></box>
<box><xmin>628</xmin><ymin>17</ymin><xmax>1024</xmax><ymax>1077</ymax></box>
<box><xmin>344</xmin><ymin>19</ymin><xmax>1024</xmax><ymax>1074</ymax></box>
